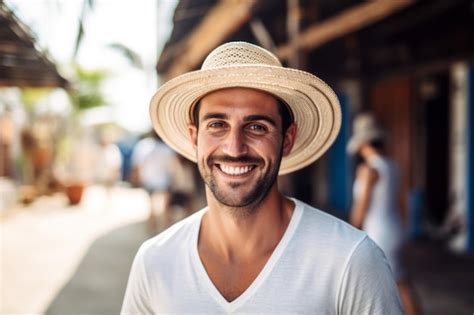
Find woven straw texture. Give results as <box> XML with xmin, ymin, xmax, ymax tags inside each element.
<box><xmin>150</xmin><ymin>42</ymin><xmax>341</xmax><ymax>175</ymax></box>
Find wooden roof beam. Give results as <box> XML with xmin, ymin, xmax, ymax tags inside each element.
<box><xmin>162</xmin><ymin>0</ymin><xmax>257</xmax><ymax>81</ymax></box>
<box><xmin>277</xmin><ymin>0</ymin><xmax>415</xmax><ymax>60</ymax></box>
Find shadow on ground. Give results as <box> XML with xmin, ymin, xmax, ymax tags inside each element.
<box><xmin>46</xmin><ymin>221</ymin><xmax>149</xmax><ymax>315</ymax></box>
<box><xmin>404</xmin><ymin>239</ymin><xmax>474</xmax><ymax>315</ymax></box>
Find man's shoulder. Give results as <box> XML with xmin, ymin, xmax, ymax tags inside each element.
<box><xmin>136</xmin><ymin>209</ymin><xmax>205</xmax><ymax>264</ymax></box>
<box><xmin>293</xmin><ymin>199</ymin><xmax>367</xmax><ymax>249</ymax></box>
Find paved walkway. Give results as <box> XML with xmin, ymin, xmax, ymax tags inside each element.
<box><xmin>404</xmin><ymin>239</ymin><xmax>474</xmax><ymax>314</ymax></box>
<box><xmin>1</xmin><ymin>185</ymin><xmax>150</xmax><ymax>315</ymax></box>
<box><xmin>45</xmin><ymin>221</ymin><xmax>148</xmax><ymax>315</ymax></box>
<box><xmin>2</xmin><ymin>187</ymin><xmax>474</xmax><ymax>314</ymax></box>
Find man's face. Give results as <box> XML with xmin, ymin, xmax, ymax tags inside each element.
<box><xmin>188</xmin><ymin>88</ymin><xmax>296</xmax><ymax>210</ymax></box>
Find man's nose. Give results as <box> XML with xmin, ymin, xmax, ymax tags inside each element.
<box><xmin>222</xmin><ymin>127</ymin><xmax>248</xmax><ymax>156</ymax></box>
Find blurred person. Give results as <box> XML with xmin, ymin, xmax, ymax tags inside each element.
<box><xmin>130</xmin><ymin>131</ymin><xmax>176</xmax><ymax>233</ymax></box>
<box><xmin>94</xmin><ymin>130</ymin><xmax>123</xmax><ymax>191</ymax></box>
<box><xmin>122</xmin><ymin>42</ymin><xmax>402</xmax><ymax>313</ymax></box>
<box><xmin>348</xmin><ymin>112</ymin><xmax>421</xmax><ymax>315</ymax></box>
<box><xmin>167</xmin><ymin>154</ymin><xmax>198</xmax><ymax>222</ymax></box>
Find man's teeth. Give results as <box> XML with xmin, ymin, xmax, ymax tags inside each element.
<box><xmin>220</xmin><ymin>165</ymin><xmax>253</xmax><ymax>175</ymax></box>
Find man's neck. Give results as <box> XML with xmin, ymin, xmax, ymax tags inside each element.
<box><xmin>200</xmin><ymin>188</ymin><xmax>294</xmax><ymax>262</ymax></box>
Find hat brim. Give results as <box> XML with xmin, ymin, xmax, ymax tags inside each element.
<box><xmin>150</xmin><ymin>65</ymin><xmax>341</xmax><ymax>175</ymax></box>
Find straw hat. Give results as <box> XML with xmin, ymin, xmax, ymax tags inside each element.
<box><xmin>346</xmin><ymin>113</ymin><xmax>385</xmax><ymax>154</ymax></box>
<box><xmin>150</xmin><ymin>41</ymin><xmax>341</xmax><ymax>175</ymax></box>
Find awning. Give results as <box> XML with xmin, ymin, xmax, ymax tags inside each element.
<box><xmin>0</xmin><ymin>3</ymin><xmax>68</xmax><ymax>88</ymax></box>
<box><xmin>156</xmin><ymin>0</ymin><xmax>414</xmax><ymax>81</ymax></box>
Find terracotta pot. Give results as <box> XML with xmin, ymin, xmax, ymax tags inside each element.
<box><xmin>64</xmin><ymin>183</ymin><xmax>85</xmax><ymax>205</ymax></box>
<box><xmin>19</xmin><ymin>185</ymin><xmax>37</xmax><ymax>204</ymax></box>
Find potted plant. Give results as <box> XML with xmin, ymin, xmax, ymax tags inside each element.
<box><xmin>58</xmin><ymin>65</ymin><xmax>109</xmax><ymax>205</ymax></box>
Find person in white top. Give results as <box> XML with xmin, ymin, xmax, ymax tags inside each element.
<box><xmin>348</xmin><ymin>112</ymin><xmax>421</xmax><ymax>315</ymax></box>
<box><xmin>95</xmin><ymin>131</ymin><xmax>122</xmax><ymax>188</ymax></box>
<box><xmin>122</xmin><ymin>42</ymin><xmax>402</xmax><ymax>314</ymax></box>
<box><xmin>131</xmin><ymin>132</ymin><xmax>176</xmax><ymax>233</ymax></box>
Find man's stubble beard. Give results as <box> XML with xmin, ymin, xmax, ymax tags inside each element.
<box><xmin>199</xmin><ymin>149</ymin><xmax>283</xmax><ymax>218</ymax></box>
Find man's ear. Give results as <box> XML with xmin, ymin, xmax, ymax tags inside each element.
<box><xmin>282</xmin><ymin>123</ymin><xmax>297</xmax><ymax>157</ymax></box>
<box><xmin>188</xmin><ymin>124</ymin><xmax>198</xmax><ymax>149</ymax></box>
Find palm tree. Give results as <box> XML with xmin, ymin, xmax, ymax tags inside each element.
<box><xmin>107</xmin><ymin>43</ymin><xmax>144</xmax><ymax>69</ymax></box>
<box><xmin>73</xmin><ymin>0</ymin><xmax>95</xmax><ymax>58</ymax></box>
<box><xmin>73</xmin><ymin>0</ymin><xmax>146</xmax><ymax>70</ymax></box>
<box><xmin>67</xmin><ymin>64</ymin><xmax>108</xmax><ymax>113</ymax></box>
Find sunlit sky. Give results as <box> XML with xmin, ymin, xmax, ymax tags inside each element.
<box><xmin>5</xmin><ymin>0</ymin><xmax>179</xmax><ymax>132</ymax></box>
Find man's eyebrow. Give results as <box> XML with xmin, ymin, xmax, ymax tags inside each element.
<box><xmin>201</xmin><ymin>113</ymin><xmax>228</xmax><ymax>121</ymax></box>
<box><xmin>200</xmin><ymin>113</ymin><xmax>277</xmax><ymax>127</ymax></box>
<box><xmin>244</xmin><ymin>115</ymin><xmax>277</xmax><ymax>127</ymax></box>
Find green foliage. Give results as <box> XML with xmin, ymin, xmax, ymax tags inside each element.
<box><xmin>107</xmin><ymin>42</ymin><xmax>144</xmax><ymax>69</ymax></box>
<box><xmin>74</xmin><ymin>21</ymin><xmax>85</xmax><ymax>58</ymax></box>
<box><xmin>73</xmin><ymin>0</ymin><xmax>95</xmax><ymax>58</ymax></box>
<box><xmin>67</xmin><ymin>65</ymin><xmax>108</xmax><ymax>113</ymax></box>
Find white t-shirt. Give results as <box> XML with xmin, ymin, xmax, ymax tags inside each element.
<box><xmin>122</xmin><ymin>199</ymin><xmax>403</xmax><ymax>314</ymax></box>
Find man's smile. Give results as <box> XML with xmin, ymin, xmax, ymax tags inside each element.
<box><xmin>208</xmin><ymin>154</ymin><xmax>263</xmax><ymax>178</ymax></box>
<box><xmin>216</xmin><ymin>164</ymin><xmax>256</xmax><ymax>176</ymax></box>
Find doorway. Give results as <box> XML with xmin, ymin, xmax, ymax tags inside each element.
<box><xmin>418</xmin><ymin>72</ymin><xmax>450</xmax><ymax>225</ymax></box>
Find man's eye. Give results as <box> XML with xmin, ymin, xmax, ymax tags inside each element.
<box><xmin>208</xmin><ymin>121</ymin><xmax>225</xmax><ymax>129</ymax></box>
<box><xmin>247</xmin><ymin>124</ymin><xmax>267</xmax><ymax>132</ymax></box>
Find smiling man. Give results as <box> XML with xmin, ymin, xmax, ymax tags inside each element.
<box><xmin>121</xmin><ymin>42</ymin><xmax>403</xmax><ymax>314</ymax></box>
<box><xmin>191</xmin><ymin>88</ymin><xmax>294</xmax><ymax>213</ymax></box>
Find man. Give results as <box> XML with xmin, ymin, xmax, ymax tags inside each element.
<box><xmin>122</xmin><ymin>42</ymin><xmax>403</xmax><ymax>314</ymax></box>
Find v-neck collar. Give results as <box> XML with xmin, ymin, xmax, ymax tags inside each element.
<box><xmin>190</xmin><ymin>199</ymin><xmax>304</xmax><ymax>313</ymax></box>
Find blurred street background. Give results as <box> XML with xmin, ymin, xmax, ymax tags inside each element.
<box><xmin>2</xmin><ymin>186</ymin><xmax>149</xmax><ymax>314</ymax></box>
<box><xmin>1</xmin><ymin>0</ymin><xmax>474</xmax><ymax>314</ymax></box>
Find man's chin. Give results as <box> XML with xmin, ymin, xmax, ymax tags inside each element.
<box><xmin>213</xmin><ymin>191</ymin><xmax>256</xmax><ymax>208</ymax></box>
<box><xmin>204</xmin><ymin>167</ymin><xmax>278</xmax><ymax>210</ymax></box>
<box><xmin>208</xmin><ymin>183</ymin><xmax>256</xmax><ymax>206</ymax></box>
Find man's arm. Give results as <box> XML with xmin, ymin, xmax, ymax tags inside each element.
<box><xmin>336</xmin><ymin>236</ymin><xmax>403</xmax><ymax>315</ymax></box>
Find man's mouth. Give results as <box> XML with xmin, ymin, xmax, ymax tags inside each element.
<box><xmin>217</xmin><ymin>164</ymin><xmax>255</xmax><ymax>176</ymax></box>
